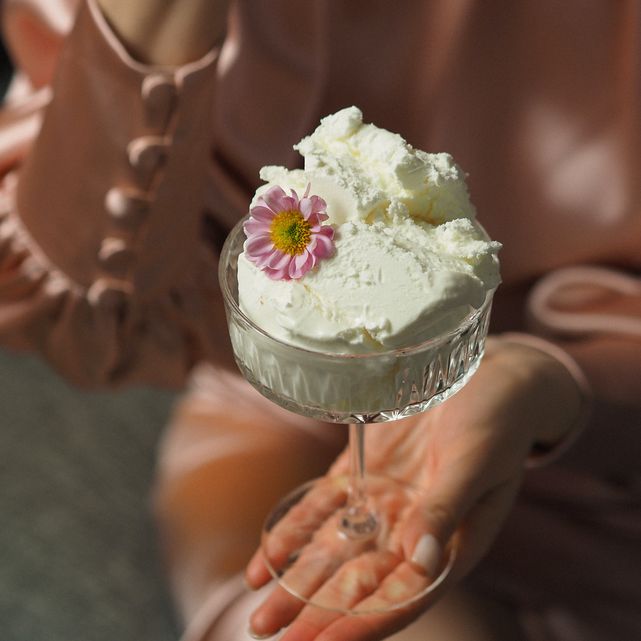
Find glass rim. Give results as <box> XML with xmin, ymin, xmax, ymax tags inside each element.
<box><xmin>219</xmin><ymin>215</ymin><xmax>496</xmax><ymax>361</ymax></box>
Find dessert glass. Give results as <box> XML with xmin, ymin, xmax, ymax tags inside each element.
<box><xmin>219</xmin><ymin>217</ymin><xmax>495</xmax><ymax>614</ymax></box>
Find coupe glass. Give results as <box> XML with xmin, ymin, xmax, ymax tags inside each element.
<box><xmin>219</xmin><ymin>217</ymin><xmax>494</xmax><ymax>614</ymax></box>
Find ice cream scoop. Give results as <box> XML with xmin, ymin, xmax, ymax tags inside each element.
<box><xmin>237</xmin><ymin>106</ymin><xmax>501</xmax><ymax>354</ymax></box>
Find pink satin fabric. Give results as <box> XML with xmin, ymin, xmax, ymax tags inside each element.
<box><xmin>1</xmin><ymin>0</ymin><xmax>230</xmax><ymax>386</ymax></box>
<box><xmin>1</xmin><ymin>1</ymin><xmax>640</xmax><ymax>640</ymax></box>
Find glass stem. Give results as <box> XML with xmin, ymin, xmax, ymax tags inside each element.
<box><xmin>348</xmin><ymin>423</ymin><xmax>368</xmax><ymax>508</ymax></box>
<box><xmin>340</xmin><ymin>422</ymin><xmax>378</xmax><ymax>539</ymax></box>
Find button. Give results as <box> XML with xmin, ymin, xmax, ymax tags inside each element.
<box><xmin>104</xmin><ymin>187</ymin><xmax>149</xmax><ymax>227</ymax></box>
<box><xmin>87</xmin><ymin>278</ymin><xmax>131</xmax><ymax>309</ymax></box>
<box><xmin>142</xmin><ymin>73</ymin><xmax>177</xmax><ymax>130</ymax></box>
<box><xmin>127</xmin><ymin>136</ymin><xmax>170</xmax><ymax>171</ymax></box>
<box><xmin>127</xmin><ymin>136</ymin><xmax>170</xmax><ymax>185</ymax></box>
<box><xmin>20</xmin><ymin>256</ymin><xmax>46</xmax><ymax>281</ymax></box>
<box><xmin>98</xmin><ymin>237</ymin><xmax>134</xmax><ymax>274</ymax></box>
<box><xmin>44</xmin><ymin>274</ymin><xmax>68</xmax><ymax>297</ymax></box>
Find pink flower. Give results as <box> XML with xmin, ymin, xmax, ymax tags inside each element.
<box><xmin>243</xmin><ymin>184</ymin><xmax>335</xmax><ymax>280</ymax></box>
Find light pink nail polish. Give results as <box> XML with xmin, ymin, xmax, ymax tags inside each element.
<box><xmin>411</xmin><ymin>533</ymin><xmax>442</xmax><ymax>576</ymax></box>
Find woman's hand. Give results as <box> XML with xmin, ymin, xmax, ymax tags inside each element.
<box><xmin>97</xmin><ymin>0</ymin><xmax>231</xmax><ymax>66</ymax></box>
<box><xmin>244</xmin><ymin>339</ymin><xmax>582</xmax><ymax>641</ymax></box>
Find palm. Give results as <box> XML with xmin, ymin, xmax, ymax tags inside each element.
<box><xmin>246</xmin><ymin>347</ymin><xmax>544</xmax><ymax>641</ymax></box>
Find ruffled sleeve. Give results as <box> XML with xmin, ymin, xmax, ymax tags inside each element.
<box><xmin>526</xmin><ymin>265</ymin><xmax>641</xmax><ymax>406</ymax></box>
<box><xmin>515</xmin><ymin>265</ymin><xmax>641</xmax><ymax>476</ymax></box>
<box><xmin>0</xmin><ymin>0</ymin><xmax>232</xmax><ymax>387</ymax></box>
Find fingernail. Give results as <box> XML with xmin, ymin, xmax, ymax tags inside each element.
<box><xmin>242</xmin><ymin>576</ymin><xmax>255</xmax><ymax>591</ymax></box>
<box><xmin>411</xmin><ymin>533</ymin><xmax>442</xmax><ymax>576</ymax></box>
<box><xmin>247</xmin><ymin>627</ymin><xmax>273</xmax><ymax>639</ymax></box>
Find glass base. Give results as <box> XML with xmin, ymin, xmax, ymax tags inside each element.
<box><xmin>261</xmin><ymin>474</ymin><xmax>455</xmax><ymax>614</ymax></box>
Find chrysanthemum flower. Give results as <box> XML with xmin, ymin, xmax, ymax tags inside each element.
<box><xmin>243</xmin><ymin>184</ymin><xmax>335</xmax><ymax>280</ymax></box>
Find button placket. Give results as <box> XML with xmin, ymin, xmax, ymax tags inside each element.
<box><xmin>142</xmin><ymin>73</ymin><xmax>177</xmax><ymax>131</ymax></box>
<box><xmin>98</xmin><ymin>237</ymin><xmax>134</xmax><ymax>274</ymax></box>
<box><xmin>88</xmin><ymin>278</ymin><xmax>132</xmax><ymax>309</ymax></box>
<box><xmin>105</xmin><ymin>187</ymin><xmax>150</xmax><ymax>227</ymax></box>
<box><xmin>93</xmin><ymin>71</ymin><xmax>179</xmax><ymax>306</ymax></box>
<box><xmin>127</xmin><ymin>136</ymin><xmax>171</xmax><ymax>186</ymax></box>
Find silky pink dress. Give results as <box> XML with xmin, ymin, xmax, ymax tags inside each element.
<box><xmin>1</xmin><ymin>1</ymin><xmax>640</xmax><ymax>640</ymax></box>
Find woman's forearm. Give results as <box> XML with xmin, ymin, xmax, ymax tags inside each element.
<box><xmin>97</xmin><ymin>0</ymin><xmax>230</xmax><ymax>65</ymax></box>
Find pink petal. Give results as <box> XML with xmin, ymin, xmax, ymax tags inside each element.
<box><xmin>295</xmin><ymin>251</ymin><xmax>311</xmax><ymax>270</ymax></box>
<box><xmin>282</xmin><ymin>196</ymin><xmax>299</xmax><ymax>210</ymax></box>
<box><xmin>267</xmin><ymin>265</ymin><xmax>291</xmax><ymax>280</ymax></box>
<box><xmin>245</xmin><ymin>234</ymin><xmax>274</xmax><ymax>258</ymax></box>
<box><xmin>289</xmin><ymin>251</ymin><xmax>314</xmax><ymax>279</ymax></box>
<box><xmin>311</xmin><ymin>232</ymin><xmax>334</xmax><ymax>258</ymax></box>
<box><xmin>299</xmin><ymin>198</ymin><xmax>313</xmax><ymax>219</ymax></box>
<box><xmin>253</xmin><ymin>249</ymin><xmax>277</xmax><ymax>268</ymax></box>
<box><xmin>244</xmin><ymin>218</ymin><xmax>271</xmax><ymax>235</ymax></box>
<box><xmin>309</xmin><ymin>195</ymin><xmax>327</xmax><ymax>214</ymax></box>
<box><xmin>306</xmin><ymin>249</ymin><xmax>318</xmax><ymax>270</ymax></box>
<box><xmin>308</xmin><ymin>214</ymin><xmax>330</xmax><ymax>231</ymax></box>
<box><xmin>249</xmin><ymin>205</ymin><xmax>276</xmax><ymax>222</ymax></box>
<box><xmin>262</xmin><ymin>186</ymin><xmax>291</xmax><ymax>213</ymax></box>
<box><xmin>263</xmin><ymin>193</ymin><xmax>297</xmax><ymax>212</ymax></box>
<box><xmin>300</xmin><ymin>195</ymin><xmax>327</xmax><ymax>221</ymax></box>
<box><xmin>307</xmin><ymin>225</ymin><xmax>333</xmax><ymax>240</ymax></box>
<box><xmin>303</xmin><ymin>183</ymin><xmax>311</xmax><ymax>198</ymax></box>
<box><xmin>266</xmin><ymin>250</ymin><xmax>292</xmax><ymax>270</ymax></box>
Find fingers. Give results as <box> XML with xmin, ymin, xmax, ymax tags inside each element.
<box><xmin>400</xmin><ymin>461</ymin><xmax>481</xmax><ymax>576</ymax></box>
<box><xmin>250</xmin><ymin>584</ymin><xmax>308</xmax><ymax>638</ymax></box>
<box><xmin>250</xmin><ymin>508</ymin><xmax>454</xmax><ymax>640</ymax></box>
<box><xmin>279</xmin><ymin>560</ymin><xmax>444</xmax><ymax>641</ymax></box>
<box><xmin>246</xmin><ymin>473</ymin><xmax>432</xmax><ymax>638</ymax></box>
<box><xmin>248</xmin><ymin>475</ymin><xmax>522</xmax><ymax>641</ymax></box>
<box><xmin>274</xmin><ymin>480</ymin><xmax>521</xmax><ymax>641</ymax></box>
<box><xmin>246</xmin><ymin>549</ymin><xmax>273</xmax><ymax>590</ymax></box>
<box><xmin>404</xmin><ymin>471</ymin><xmax>522</xmax><ymax>588</ymax></box>
<box><xmin>245</xmin><ymin>478</ymin><xmax>347</xmax><ymax>590</ymax></box>
<box><xmin>250</xmin><ymin>533</ymin><xmax>352</xmax><ymax>634</ymax></box>
<box><xmin>250</xmin><ymin>550</ymin><xmax>400</xmax><ymax>639</ymax></box>
<box><xmin>400</xmin><ymin>442</ymin><xmax>525</xmax><ymax>578</ymax></box>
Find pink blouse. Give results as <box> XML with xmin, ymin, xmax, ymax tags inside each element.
<box><xmin>1</xmin><ymin>1</ymin><xmax>640</xmax><ymax>640</ymax></box>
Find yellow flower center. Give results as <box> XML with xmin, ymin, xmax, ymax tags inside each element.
<box><xmin>270</xmin><ymin>210</ymin><xmax>312</xmax><ymax>255</ymax></box>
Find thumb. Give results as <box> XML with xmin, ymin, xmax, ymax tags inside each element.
<box><xmin>401</xmin><ymin>468</ymin><xmax>480</xmax><ymax>578</ymax></box>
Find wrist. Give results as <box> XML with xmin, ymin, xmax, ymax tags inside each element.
<box><xmin>491</xmin><ymin>333</ymin><xmax>591</xmax><ymax>466</ymax></box>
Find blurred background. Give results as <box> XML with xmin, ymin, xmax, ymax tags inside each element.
<box><xmin>0</xmin><ymin>39</ymin><xmax>178</xmax><ymax>641</ymax></box>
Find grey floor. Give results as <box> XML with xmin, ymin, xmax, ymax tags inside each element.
<box><xmin>0</xmin><ymin>347</ymin><xmax>180</xmax><ymax>640</ymax></box>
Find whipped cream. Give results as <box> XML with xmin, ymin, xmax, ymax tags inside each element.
<box><xmin>237</xmin><ymin>106</ymin><xmax>500</xmax><ymax>354</ymax></box>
